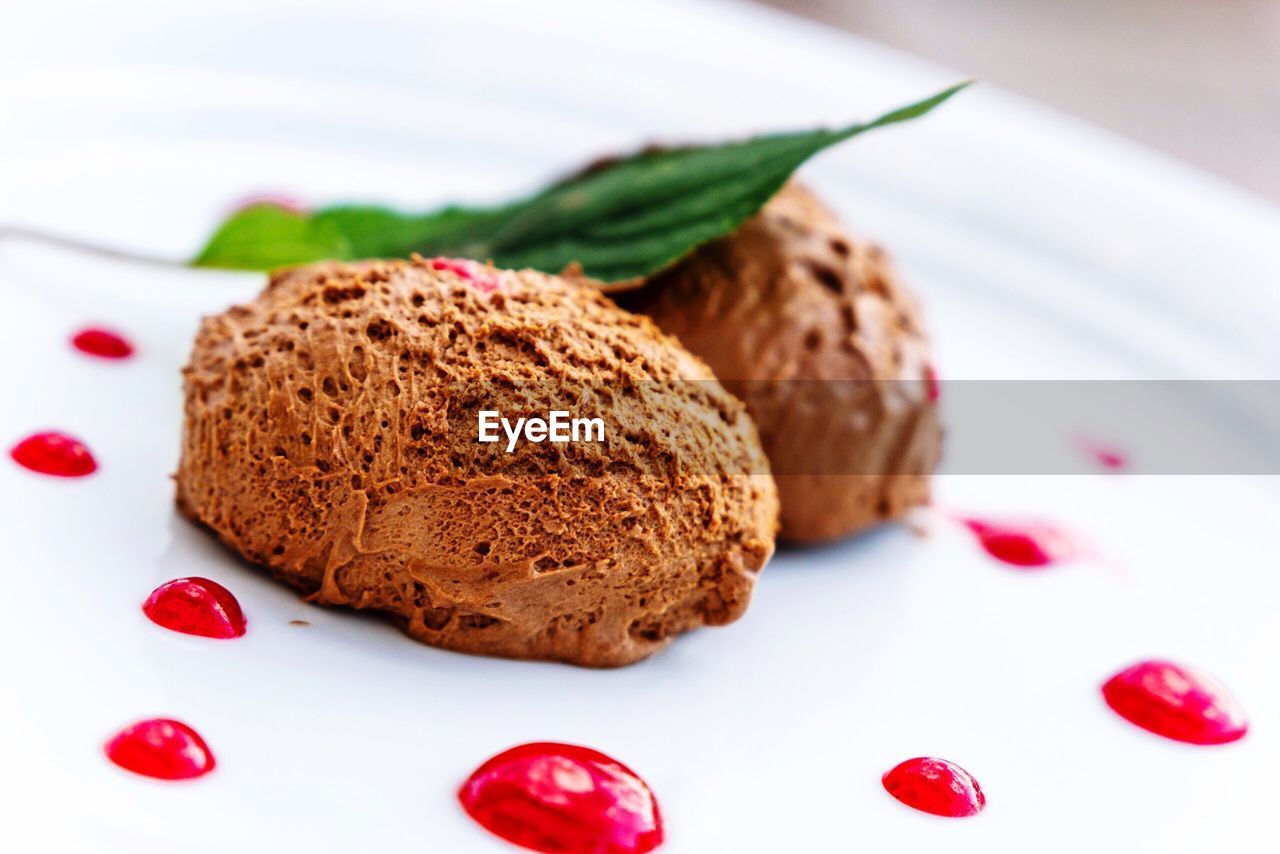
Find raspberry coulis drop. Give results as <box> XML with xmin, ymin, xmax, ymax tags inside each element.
<box><xmin>1076</xmin><ymin>435</ymin><xmax>1127</xmax><ymax>471</ymax></box>
<box><xmin>960</xmin><ymin>517</ymin><xmax>1076</xmax><ymax>568</ymax></box>
<box><xmin>143</xmin><ymin>577</ymin><xmax>246</xmax><ymax>639</ymax></box>
<box><xmin>1102</xmin><ymin>659</ymin><xmax>1248</xmax><ymax>745</ymax></box>
<box><xmin>9</xmin><ymin>431</ymin><xmax>97</xmax><ymax>477</ymax></box>
<box><xmin>882</xmin><ymin>757</ymin><xmax>985</xmax><ymax>818</ymax></box>
<box><xmin>71</xmin><ymin>327</ymin><xmax>134</xmax><ymax>360</ymax></box>
<box><xmin>459</xmin><ymin>742</ymin><xmax>663</xmax><ymax>854</ymax></box>
<box><xmin>232</xmin><ymin>193</ymin><xmax>307</xmax><ymax>214</ymax></box>
<box><xmin>923</xmin><ymin>364</ymin><xmax>940</xmax><ymax>402</ymax></box>
<box><xmin>104</xmin><ymin>718</ymin><xmax>216</xmax><ymax>780</ymax></box>
<box><xmin>430</xmin><ymin>256</ymin><xmax>500</xmax><ymax>293</ymax></box>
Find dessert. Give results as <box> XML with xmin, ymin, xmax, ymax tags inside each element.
<box><xmin>621</xmin><ymin>184</ymin><xmax>941</xmax><ymax>543</ymax></box>
<box><xmin>176</xmin><ymin>257</ymin><xmax>777</xmax><ymax>667</ymax></box>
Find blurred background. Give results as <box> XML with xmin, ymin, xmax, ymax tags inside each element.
<box><xmin>753</xmin><ymin>0</ymin><xmax>1280</xmax><ymax>202</ymax></box>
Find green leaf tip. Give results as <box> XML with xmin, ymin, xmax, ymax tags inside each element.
<box><xmin>852</xmin><ymin>80</ymin><xmax>972</xmax><ymax>133</ymax></box>
<box><xmin>192</xmin><ymin>82</ymin><xmax>969</xmax><ymax>282</ymax></box>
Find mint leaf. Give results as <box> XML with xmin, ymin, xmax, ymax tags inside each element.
<box><xmin>192</xmin><ymin>203</ymin><xmax>353</xmax><ymax>270</ymax></box>
<box><xmin>192</xmin><ymin>83</ymin><xmax>968</xmax><ymax>281</ymax></box>
<box><xmin>310</xmin><ymin>204</ymin><xmax>515</xmax><ymax>260</ymax></box>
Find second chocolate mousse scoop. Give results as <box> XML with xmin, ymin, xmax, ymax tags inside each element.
<box><xmin>621</xmin><ymin>184</ymin><xmax>940</xmax><ymax>543</ymax></box>
<box><xmin>176</xmin><ymin>256</ymin><xmax>778</xmax><ymax>666</ymax></box>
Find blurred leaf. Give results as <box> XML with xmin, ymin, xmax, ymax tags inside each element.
<box><xmin>192</xmin><ymin>204</ymin><xmax>352</xmax><ymax>270</ymax></box>
<box><xmin>192</xmin><ymin>82</ymin><xmax>968</xmax><ymax>282</ymax></box>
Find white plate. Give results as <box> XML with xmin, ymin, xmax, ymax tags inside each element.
<box><xmin>2</xmin><ymin>1</ymin><xmax>1279</xmax><ymax>851</ymax></box>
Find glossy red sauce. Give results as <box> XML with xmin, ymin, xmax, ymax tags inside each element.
<box><xmin>1076</xmin><ymin>436</ymin><xmax>1128</xmax><ymax>471</ymax></box>
<box><xmin>104</xmin><ymin>718</ymin><xmax>216</xmax><ymax>780</ymax></box>
<box><xmin>232</xmin><ymin>193</ymin><xmax>307</xmax><ymax>214</ymax></box>
<box><xmin>959</xmin><ymin>517</ymin><xmax>1077</xmax><ymax>568</ymax></box>
<box><xmin>9</xmin><ymin>431</ymin><xmax>98</xmax><ymax>477</ymax></box>
<box><xmin>430</xmin><ymin>256</ymin><xmax>500</xmax><ymax>293</ymax></box>
<box><xmin>143</xmin><ymin>577</ymin><xmax>246</xmax><ymax>639</ymax></box>
<box><xmin>883</xmin><ymin>756</ymin><xmax>985</xmax><ymax>817</ymax></box>
<box><xmin>1102</xmin><ymin>660</ymin><xmax>1248</xmax><ymax>745</ymax></box>
<box><xmin>923</xmin><ymin>364</ymin><xmax>940</xmax><ymax>402</ymax></box>
<box><xmin>459</xmin><ymin>742</ymin><xmax>663</xmax><ymax>853</ymax></box>
<box><xmin>71</xmin><ymin>327</ymin><xmax>135</xmax><ymax>360</ymax></box>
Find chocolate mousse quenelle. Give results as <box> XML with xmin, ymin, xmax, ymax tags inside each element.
<box><xmin>622</xmin><ymin>184</ymin><xmax>941</xmax><ymax>543</ymax></box>
<box><xmin>176</xmin><ymin>256</ymin><xmax>778</xmax><ymax>666</ymax></box>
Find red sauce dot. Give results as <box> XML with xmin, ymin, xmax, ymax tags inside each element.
<box><xmin>1102</xmin><ymin>659</ymin><xmax>1247</xmax><ymax>745</ymax></box>
<box><xmin>232</xmin><ymin>193</ymin><xmax>307</xmax><ymax>214</ymax></box>
<box><xmin>10</xmin><ymin>431</ymin><xmax>97</xmax><ymax>477</ymax></box>
<box><xmin>1076</xmin><ymin>436</ymin><xmax>1127</xmax><ymax>471</ymax></box>
<box><xmin>459</xmin><ymin>742</ymin><xmax>663</xmax><ymax>854</ymax></box>
<box><xmin>882</xmin><ymin>756</ymin><xmax>985</xmax><ymax>818</ymax></box>
<box><xmin>71</xmin><ymin>327</ymin><xmax>134</xmax><ymax>360</ymax></box>
<box><xmin>430</xmin><ymin>256</ymin><xmax>500</xmax><ymax>293</ymax></box>
<box><xmin>923</xmin><ymin>364</ymin><xmax>940</xmax><ymax>403</ymax></box>
<box><xmin>104</xmin><ymin>718</ymin><xmax>216</xmax><ymax>780</ymax></box>
<box><xmin>143</xmin><ymin>577</ymin><xmax>246</xmax><ymax>639</ymax></box>
<box><xmin>960</xmin><ymin>517</ymin><xmax>1076</xmax><ymax>568</ymax></box>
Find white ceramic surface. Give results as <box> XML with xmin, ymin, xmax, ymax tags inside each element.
<box><xmin>2</xmin><ymin>1</ymin><xmax>1278</xmax><ymax>851</ymax></box>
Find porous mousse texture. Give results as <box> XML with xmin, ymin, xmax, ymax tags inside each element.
<box><xmin>176</xmin><ymin>257</ymin><xmax>778</xmax><ymax>666</ymax></box>
<box><xmin>622</xmin><ymin>184</ymin><xmax>941</xmax><ymax>543</ymax></box>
